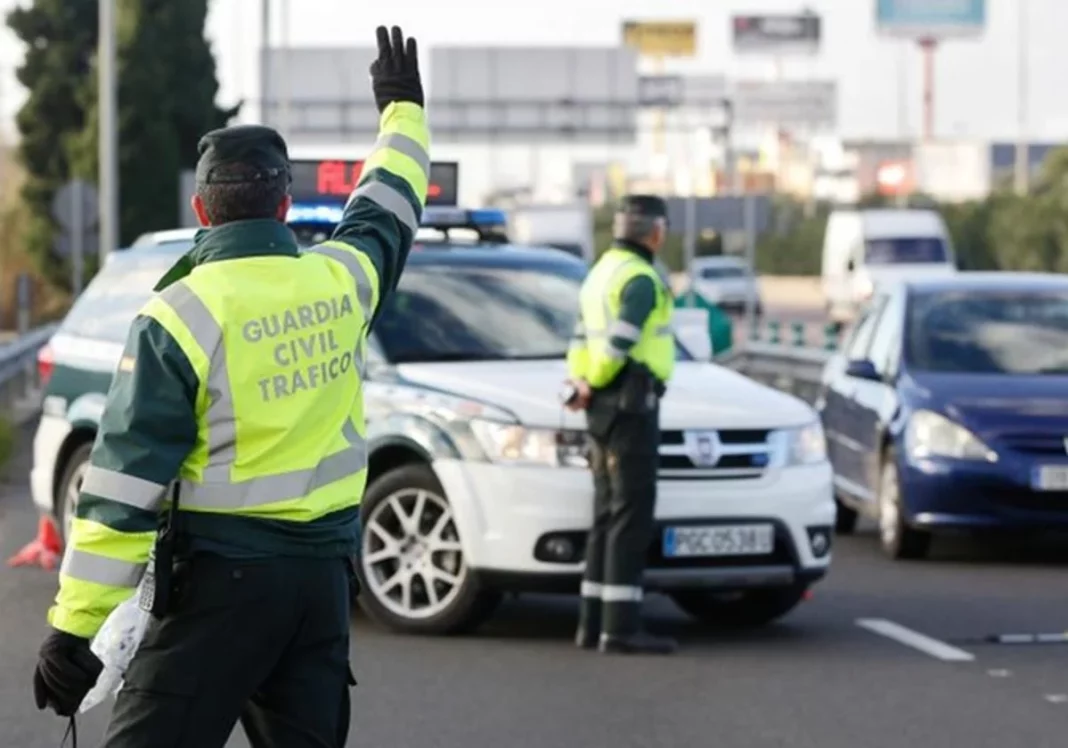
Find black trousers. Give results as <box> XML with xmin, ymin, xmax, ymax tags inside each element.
<box><xmin>101</xmin><ymin>554</ymin><xmax>355</xmax><ymax>748</ymax></box>
<box><xmin>579</xmin><ymin>409</ymin><xmax>659</xmax><ymax>638</ymax></box>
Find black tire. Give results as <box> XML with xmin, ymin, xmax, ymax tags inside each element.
<box><xmin>671</xmin><ymin>585</ymin><xmax>808</xmax><ymax>629</ymax></box>
<box><xmin>834</xmin><ymin>498</ymin><xmax>859</xmax><ymax>535</ymax></box>
<box><xmin>55</xmin><ymin>442</ymin><xmax>92</xmax><ymax>545</ymax></box>
<box><xmin>356</xmin><ymin>463</ymin><xmax>501</xmax><ymax>635</ymax></box>
<box><xmin>877</xmin><ymin>447</ymin><xmax>931</xmax><ymax>560</ymax></box>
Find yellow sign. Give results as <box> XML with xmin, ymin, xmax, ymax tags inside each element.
<box><xmin>622</xmin><ymin>20</ymin><xmax>698</xmax><ymax>57</ymax></box>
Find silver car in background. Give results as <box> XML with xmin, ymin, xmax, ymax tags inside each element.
<box><xmin>690</xmin><ymin>256</ymin><xmax>763</xmax><ymax>316</ymax></box>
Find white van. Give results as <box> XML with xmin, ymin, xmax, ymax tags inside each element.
<box><xmin>822</xmin><ymin>208</ymin><xmax>956</xmax><ymax>321</ymax></box>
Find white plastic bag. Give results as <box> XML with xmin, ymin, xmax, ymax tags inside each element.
<box><xmin>78</xmin><ymin>585</ymin><xmax>152</xmax><ymax>714</ymax></box>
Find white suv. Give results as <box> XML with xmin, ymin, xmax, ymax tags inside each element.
<box><xmin>30</xmin><ymin>238</ymin><xmax>835</xmax><ymax>637</ymax></box>
<box><xmin>356</xmin><ymin>249</ymin><xmax>835</xmax><ymax>634</ymax></box>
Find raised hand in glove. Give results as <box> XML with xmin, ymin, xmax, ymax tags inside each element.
<box><xmin>33</xmin><ymin>629</ymin><xmax>103</xmax><ymax>717</ymax></box>
<box><xmin>369</xmin><ymin>25</ymin><xmax>423</xmax><ymax>111</ymax></box>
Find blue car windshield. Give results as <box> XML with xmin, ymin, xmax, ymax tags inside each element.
<box><xmin>866</xmin><ymin>237</ymin><xmax>948</xmax><ymax>265</ymax></box>
<box><xmin>906</xmin><ymin>290</ymin><xmax>1068</xmax><ymax>375</ymax></box>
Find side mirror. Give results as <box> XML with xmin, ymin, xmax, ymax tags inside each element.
<box><xmin>846</xmin><ymin>258</ymin><xmax>855</xmax><ymax>273</ymax></box>
<box><xmin>845</xmin><ymin>358</ymin><xmax>881</xmax><ymax>382</ymax></box>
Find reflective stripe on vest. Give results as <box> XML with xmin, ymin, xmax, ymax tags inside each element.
<box><xmin>79</xmin><ymin>465</ymin><xmax>169</xmax><ymax>511</ymax></box>
<box><xmin>60</xmin><ymin>547</ymin><xmax>145</xmax><ymax>588</ymax></box>
<box><xmin>159</xmin><ymin>249</ymin><xmax>378</xmax><ymax>511</ymax></box>
<box><xmin>346</xmin><ymin>105</ymin><xmax>431</xmax><ymax>233</ymax></box>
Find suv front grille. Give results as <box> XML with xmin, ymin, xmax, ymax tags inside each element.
<box><xmin>658</xmin><ymin>429</ymin><xmax>774</xmax><ymax>481</ymax></box>
<box><xmin>998</xmin><ymin>433</ymin><xmax>1068</xmax><ymax>456</ymax></box>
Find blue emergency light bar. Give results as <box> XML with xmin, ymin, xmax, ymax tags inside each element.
<box><xmin>287</xmin><ymin>203</ymin><xmax>344</xmax><ymax>224</ymax></box>
<box><xmin>288</xmin><ymin>203</ymin><xmax>509</xmax><ymax>242</ymax></box>
<box><xmin>421</xmin><ymin>207</ymin><xmax>506</xmax><ymax>230</ymax></box>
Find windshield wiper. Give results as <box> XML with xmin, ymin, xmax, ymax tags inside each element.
<box><xmin>391</xmin><ymin>352</ymin><xmax>508</xmax><ymax>364</ymax></box>
<box><xmin>502</xmin><ymin>352</ymin><xmax>567</xmax><ymax>361</ymax></box>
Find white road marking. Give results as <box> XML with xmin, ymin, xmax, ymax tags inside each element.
<box><xmin>856</xmin><ymin>618</ymin><xmax>976</xmax><ymax>662</ymax></box>
<box><xmin>987</xmin><ymin>669</ymin><xmax>1012</xmax><ymax>678</ymax></box>
<box><xmin>1043</xmin><ymin>694</ymin><xmax>1067</xmax><ymax>704</ymax></box>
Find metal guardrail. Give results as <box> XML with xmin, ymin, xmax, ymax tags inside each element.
<box><xmin>0</xmin><ymin>324</ymin><xmax>58</xmax><ymax>424</ymax></box>
<box><xmin>718</xmin><ymin>341</ymin><xmax>832</xmax><ymax>405</ymax></box>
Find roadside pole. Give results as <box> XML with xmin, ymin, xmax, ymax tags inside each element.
<box><xmin>98</xmin><ymin>0</ymin><xmax>118</xmax><ymax>265</ymax></box>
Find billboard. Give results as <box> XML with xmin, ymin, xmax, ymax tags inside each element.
<box><xmin>428</xmin><ymin>47</ymin><xmax>640</xmax><ymax>144</ymax></box>
<box><xmin>288</xmin><ymin>159</ymin><xmax>459</xmax><ymax>209</ymax></box>
<box><xmin>732</xmin><ymin>80</ymin><xmax>838</xmax><ymax>128</ymax></box>
<box><xmin>262</xmin><ymin>46</ymin><xmax>640</xmax><ymax>145</ymax></box>
<box><xmin>622</xmin><ymin>20</ymin><xmax>698</xmax><ymax>57</ymax></box>
<box><xmin>731</xmin><ymin>13</ymin><xmax>821</xmax><ymax>56</ymax></box>
<box><xmin>638</xmin><ymin>75</ymin><xmax>728</xmax><ymax>107</ymax></box>
<box><xmin>875</xmin><ymin>0</ymin><xmax>986</xmax><ymax>38</ymax></box>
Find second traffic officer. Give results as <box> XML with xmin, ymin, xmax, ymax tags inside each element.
<box><xmin>565</xmin><ymin>195</ymin><xmax>678</xmax><ymax>655</ymax></box>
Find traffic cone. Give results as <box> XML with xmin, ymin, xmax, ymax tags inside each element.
<box><xmin>6</xmin><ymin>515</ymin><xmax>64</xmax><ymax>571</ymax></box>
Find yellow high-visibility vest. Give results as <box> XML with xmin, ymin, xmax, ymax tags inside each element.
<box><xmin>568</xmin><ymin>246</ymin><xmax>675</xmax><ymax>388</ymax></box>
<box><xmin>150</xmin><ymin>243</ymin><xmax>379</xmax><ymax>518</ymax></box>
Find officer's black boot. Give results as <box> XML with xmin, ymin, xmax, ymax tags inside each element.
<box><xmin>599</xmin><ymin>601</ymin><xmax>677</xmax><ymax>655</ymax></box>
<box><xmin>575</xmin><ymin>595</ymin><xmax>601</xmax><ymax>649</ymax></box>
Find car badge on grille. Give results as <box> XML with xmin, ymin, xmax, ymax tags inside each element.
<box><xmin>684</xmin><ymin>430</ymin><xmax>721</xmax><ymax>468</ymax></box>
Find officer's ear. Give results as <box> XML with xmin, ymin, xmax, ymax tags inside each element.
<box><xmin>648</xmin><ymin>218</ymin><xmax>667</xmax><ymax>252</ymax></box>
<box><xmin>191</xmin><ymin>194</ymin><xmax>211</xmax><ymax>227</ymax></box>
<box><xmin>275</xmin><ymin>194</ymin><xmax>293</xmax><ymax>222</ymax></box>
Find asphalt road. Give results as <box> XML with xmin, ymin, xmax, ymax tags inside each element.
<box><xmin>3</xmin><ymin>423</ymin><xmax>1068</xmax><ymax>748</ymax></box>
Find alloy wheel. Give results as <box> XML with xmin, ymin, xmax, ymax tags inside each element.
<box><xmin>878</xmin><ymin>461</ymin><xmax>900</xmax><ymax>549</ymax></box>
<box><xmin>361</xmin><ymin>488</ymin><xmax>466</xmax><ymax>620</ymax></box>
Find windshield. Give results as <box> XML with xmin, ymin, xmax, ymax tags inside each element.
<box><xmin>865</xmin><ymin>237</ymin><xmax>948</xmax><ymax>265</ymax></box>
<box><xmin>699</xmin><ymin>265</ymin><xmax>748</xmax><ymax>280</ymax></box>
<box><xmin>545</xmin><ymin>242</ymin><xmax>585</xmax><ymax>258</ymax></box>
<box><xmin>373</xmin><ymin>262</ymin><xmax>693</xmax><ymax>364</ymax></box>
<box><xmin>906</xmin><ymin>290</ymin><xmax>1068</xmax><ymax>375</ymax></box>
<box><xmin>61</xmin><ymin>250</ymin><xmax>183</xmax><ymax>343</ymax></box>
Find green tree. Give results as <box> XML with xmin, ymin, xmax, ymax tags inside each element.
<box><xmin>7</xmin><ymin>0</ymin><xmax>99</xmax><ymax>286</ymax></box>
<box><xmin>986</xmin><ymin>147</ymin><xmax>1068</xmax><ymax>273</ymax></box>
<box><xmin>940</xmin><ymin>198</ymin><xmax>1000</xmax><ymax>271</ymax></box>
<box><xmin>72</xmin><ymin>0</ymin><xmax>239</xmax><ymax>247</ymax></box>
<box><xmin>754</xmin><ymin>200</ymin><xmax>829</xmax><ymax>276</ymax></box>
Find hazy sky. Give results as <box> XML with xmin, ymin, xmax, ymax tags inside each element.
<box><xmin>0</xmin><ymin>0</ymin><xmax>1058</xmax><ymax>142</ymax></box>
<box><xmin>0</xmin><ymin>0</ymin><xmax>1060</xmax><ymax>202</ymax></box>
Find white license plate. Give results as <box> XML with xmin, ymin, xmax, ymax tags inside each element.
<box><xmin>663</xmin><ymin>524</ymin><xmax>774</xmax><ymax>558</ymax></box>
<box><xmin>1034</xmin><ymin>465</ymin><xmax>1068</xmax><ymax>491</ymax></box>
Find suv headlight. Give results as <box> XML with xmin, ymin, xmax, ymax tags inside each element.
<box><xmin>772</xmin><ymin>422</ymin><xmax>827</xmax><ymax>466</ymax></box>
<box><xmin>906</xmin><ymin>410</ymin><xmax>996</xmax><ymax>462</ymax></box>
<box><xmin>469</xmin><ymin>419</ymin><xmax>589</xmax><ymax>468</ymax></box>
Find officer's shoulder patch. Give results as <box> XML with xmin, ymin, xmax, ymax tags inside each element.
<box><xmin>118</xmin><ymin>355</ymin><xmax>136</xmax><ymax>373</ymax></box>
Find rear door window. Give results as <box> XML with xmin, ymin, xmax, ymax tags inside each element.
<box><xmin>60</xmin><ymin>251</ymin><xmax>185</xmax><ymax>343</ymax></box>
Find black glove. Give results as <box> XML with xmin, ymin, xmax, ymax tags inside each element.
<box><xmin>369</xmin><ymin>25</ymin><xmax>423</xmax><ymax>111</ymax></box>
<box><xmin>33</xmin><ymin>629</ymin><xmax>103</xmax><ymax>717</ymax></box>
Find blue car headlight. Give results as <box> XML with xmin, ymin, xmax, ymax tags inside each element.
<box><xmin>905</xmin><ymin>410</ymin><xmax>997</xmax><ymax>462</ymax></box>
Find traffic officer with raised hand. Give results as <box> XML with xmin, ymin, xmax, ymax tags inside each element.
<box><xmin>32</xmin><ymin>26</ymin><xmax>428</xmax><ymax>747</ymax></box>
<box><xmin>565</xmin><ymin>195</ymin><xmax>677</xmax><ymax>655</ymax></box>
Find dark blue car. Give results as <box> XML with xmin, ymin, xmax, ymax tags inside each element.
<box><xmin>819</xmin><ymin>273</ymin><xmax>1068</xmax><ymax>559</ymax></box>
